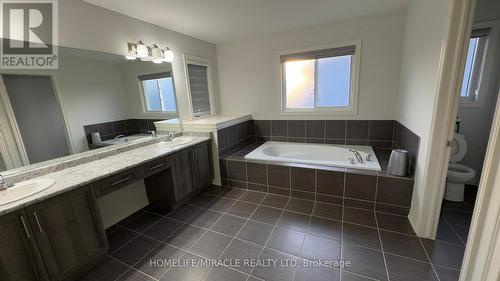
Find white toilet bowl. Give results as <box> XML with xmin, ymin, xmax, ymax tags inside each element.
<box><xmin>445</xmin><ymin>133</ymin><xmax>476</xmax><ymax>202</ymax></box>
<box><xmin>446</xmin><ymin>163</ymin><xmax>476</xmax><ymax>202</ymax></box>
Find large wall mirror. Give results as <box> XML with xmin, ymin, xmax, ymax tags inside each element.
<box><xmin>0</xmin><ymin>46</ymin><xmax>180</xmax><ymax>172</ymax></box>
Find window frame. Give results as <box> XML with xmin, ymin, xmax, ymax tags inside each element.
<box><xmin>138</xmin><ymin>71</ymin><xmax>179</xmax><ymax>117</ymax></box>
<box><xmin>460</xmin><ymin>21</ymin><xmax>500</xmax><ymax>108</ymax></box>
<box><xmin>183</xmin><ymin>54</ymin><xmax>215</xmax><ymax>119</ymax></box>
<box><xmin>278</xmin><ymin>40</ymin><xmax>361</xmax><ymax>115</ymax></box>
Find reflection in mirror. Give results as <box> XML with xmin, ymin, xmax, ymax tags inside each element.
<box><xmin>0</xmin><ymin>152</ymin><xmax>6</xmax><ymax>172</ymax></box>
<box><xmin>0</xmin><ymin>47</ymin><xmax>180</xmax><ymax>171</ymax></box>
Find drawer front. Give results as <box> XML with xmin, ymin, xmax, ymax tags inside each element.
<box><xmin>93</xmin><ymin>170</ymin><xmax>138</xmax><ymax>197</ymax></box>
<box><xmin>140</xmin><ymin>156</ymin><xmax>170</xmax><ymax>178</ymax></box>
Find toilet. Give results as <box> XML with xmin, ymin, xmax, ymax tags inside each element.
<box><xmin>445</xmin><ymin>133</ymin><xmax>476</xmax><ymax>202</ymax></box>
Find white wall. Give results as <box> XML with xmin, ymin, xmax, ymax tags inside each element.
<box><xmin>395</xmin><ymin>0</ymin><xmax>454</xmax><ymax>234</ymax></box>
<box><xmin>216</xmin><ymin>10</ymin><xmax>406</xmax><ymax>120</ymax></box>
<box><xmin>58</xmin><ymin>0</ymin><xmax>220</xmax><ymax>121</ymax></box>
<box><xmin>457</xmin><ymin>0</ymin><xmax>500</xmax><ymax>185</ymax></box>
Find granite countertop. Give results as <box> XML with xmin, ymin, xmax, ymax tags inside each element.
<box><xmin>0</xmin><ymin>136</ymin><xmax>210</xmax><ymax>216</ymax></box>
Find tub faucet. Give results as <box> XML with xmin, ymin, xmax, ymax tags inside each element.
<box><xmin>149</xmin><ymin>131</ymin><xmax>157</xmax><ymax>138</ymax></box>
<box><xmin>0</xmin><ymin>175</ymin><xmax>13</xmax><ymax>190</ymax></box>
<box><xmin>349</xmin><ymin>149</ymin><xmax>364</xmax><ymax>163</ymax></box>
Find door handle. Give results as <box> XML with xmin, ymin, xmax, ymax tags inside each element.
<box><xmin>20</xmin><ymin>216</ymin><xmax>30</xmax><ymax>238</ymax></box>
<box><xmin>33</xmin><ymin>212</ymin><xmax>43</xmax><ymax>233</ymax></box>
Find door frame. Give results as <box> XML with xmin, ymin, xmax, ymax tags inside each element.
<box><xmin>420</xmin><ymin>0</ymin><xmax>500</xmax><ymax>279</ymax></box>
<box><xmin>0</xmin><ymin>73</ymin><xmax>75</xmax><ymax>166</ymax></box>
<box><xmin>0</xmin><ymin>76</ymin><xmax>30</xmax><ymax>165</ymax></box>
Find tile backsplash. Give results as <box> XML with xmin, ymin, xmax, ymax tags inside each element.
<box><xmin>83</xmin><ymin>118</ymin><xmax>163</xmax><ymax>144</ymax></box>
<box><xmin>254</xmin><ymin>120</ymin><xmax>395</xmax><ymax>149</ymax></box>
<box><xmin>217</xmin><ymin>119</ymin><xmax>420</xmax><ymax>176</ymax></box>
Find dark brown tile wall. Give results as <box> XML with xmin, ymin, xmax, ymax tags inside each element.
<box><xmin>252</xmin><ymin>119</ymin><xmax>395</xmax><ymax>150</ymax></box>
<box><xmin>393</xmin><ymin>121</ymin><xmax>420</xmax><ymax>176</ymax></box>
<box><xmin>217</xmin><ymin>120</ymin><xmax>255</xmax><ymax>157</ymax></box>
<box><xmin>83</xmin><ymin>118</ymin><xmax>162</xmax><ymax>144</ymax></box>
<box><xmin>220</xmin><ymin>159</ymin><xmax>414</xmax><ymax>215</ymax></box>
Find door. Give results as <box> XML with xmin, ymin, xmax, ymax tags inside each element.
<box><xmin>26</xmin><ymin>186</ymin><xmax>107</xmax><ymax>281</ymax></box>
<box><xmin>193</xmin><ymin>141</ymin><xmax>212</xmax><ymax>191</ymax></box>
<box><xmin>170</xmin><ymin>148</ymin><xmax>196</xmax><ymax>203</ymax></box>
<box><xmin>0</xmin><ymin>209</ymin><xmax>49</xmax><ymax>281</ymax></box>
<box><xmin>2</xmin><ymin>75</ymin><xmax>71</xmax><ymax>164</ymax></box>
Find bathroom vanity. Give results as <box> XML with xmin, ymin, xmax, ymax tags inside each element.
<box><xmin>0</xmin><ymin>137</ymin><xmax>212</xmax><ymax>281</ymax></box>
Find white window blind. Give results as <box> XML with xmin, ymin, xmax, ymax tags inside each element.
<box><xmin>187</xmin><ymin>64</ymin><xmax>211</xmax><ymax>117</ymax></box>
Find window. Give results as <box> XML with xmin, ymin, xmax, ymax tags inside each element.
<box><xmin>139</xmin><ymin>72</ymin><xmax>177</xmax><ymax>113</ymax></box>
<box><xmin>280</xmin><ymin>43</ymin><xmax>359</xmax><ymax>113</ymax></box>
<box><xmin>459</xmin><ymin>28</ymin><xmax>490</xmax><ymax>103</ymax></box>
<box><xmin>185</xmin><ymin>57</ymin><xmax>213</xmax><ymax>118</ymax></box>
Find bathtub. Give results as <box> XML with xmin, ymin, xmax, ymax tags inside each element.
<box><xmin>244</xmin><ymin>141</ymin><xmax>382</xmax><ymax>171</ymax></box>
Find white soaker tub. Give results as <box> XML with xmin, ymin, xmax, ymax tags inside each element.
<box><xmin>244</xmin><ymin>141</ymin><xmax>382</xmax><ymax>172</ymax></box>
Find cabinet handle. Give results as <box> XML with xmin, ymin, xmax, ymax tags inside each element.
<box><xmin>33</xmin><ymin>212</ymin><xmax>43</xmax><ymax>233</ymax></box>
<box><xmin>20</xmin><ymin>216</ymin><xmax>30</xmax><ymax>238</ymax></box>
<box><xmin>149</xmin><ymin>163</ymin><xmax>165</xmax><ymax>171</ymax></box>
<box><xmin>110</xmin><ymin>175</ymin><xmax>132</xmax><ymax>186</ymax></box>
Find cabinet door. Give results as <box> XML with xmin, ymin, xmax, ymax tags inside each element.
<box><xmin>193</xmin><ymin>141</ymin><xmax>212</xmax><ymax>191</ymax></box>
<box><xmin>0</xmin><ymin>209</ymin><xmax>49</xmax><ymax>281</ymax></box>
<box><xmin>170</xmin><ymin>148</ymin><xmax>196</xmax><ymax>203</ymax></box>
<box><xmin>26</xmin><ymin>186</ymin><xmax>107</xmax><ymax>281</ymax></box>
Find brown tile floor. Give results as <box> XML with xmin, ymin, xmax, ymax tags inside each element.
<box><xmin>79</xmin><ymin>186</ymin><xmax>466</xmax><ymax>281</ymax></box>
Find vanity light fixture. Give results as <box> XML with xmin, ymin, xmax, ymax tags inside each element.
<box><xmin>125</xmin><ymin>41</ymin><xmax>174</xmax><ymax>64</ymax></box>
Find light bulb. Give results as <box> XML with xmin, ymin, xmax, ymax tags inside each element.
<box><xmin>136</xmin><ymin>41</ymin><xmax>149</xmax><ymax>59</ymax></box>
<box><xmin>163</xmin><ymin>48</ymin><xmax>174</xmax><ymax>62</ymax></box>
<box><xmin>150</xmin><ymin>44</ymin><xmax>163</xmax><ymax>63</ymax></box>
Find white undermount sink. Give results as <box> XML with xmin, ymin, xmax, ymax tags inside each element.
<box><xmin>0</xmin><ymin>178</ymin><xmax>55</xmax><ymax>206</ymax></box>
<box><xmin>158</xmin><ymin>136</ymin><xmax>194</xmax><ymax>147</ymax></box>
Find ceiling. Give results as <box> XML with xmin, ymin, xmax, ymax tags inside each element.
<box><xmin>84</xmin><ymin>0</ymin><xmax>409</xmax><ymax>44</ymax></box>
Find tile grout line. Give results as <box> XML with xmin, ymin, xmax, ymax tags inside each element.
<box><xmin>340</xmin><ymin>167</ymin><xmax>347</xmax><ymax>281</ymax></box>
<box><xmin>442</xmin><ymin>215</ymin><xmax>467</xmax><ymax>246</ymax></box>
<box><xmin>154</xmin><ymin>188</ymin><xmax>244</xmax><ymax>281</ymax></box>
<box><xmin>114</xmin><ymin>192</ymin><xmax>409</xmax><ymax>281</ymax></box>
<box><xmin>373</xmin><ymin>175</ymin><xmax>392</xmax><ymax>281</ymax></box>
<box><xmin>245</xmin><ymin>196</ymin><xmax>292</xmax><ymax>281</ymax></box>
<box><xmin>111</xmin><ymin>205</ymin><xmax>208</xmax><ymax>281</ymax></box>
<box><xmin>418</xmin><ymin>236</ymin><xmax>442</xmax><ymax>281</ymax></box>
<box><xmin>200</xmin><ymin>187</ymin><xmax>271</xmax><ymax>281</ymax></box>
<box><xmin>291</xmin><ymin>194</ymin><xmax>317</xmax><ymax>281</ymax></box>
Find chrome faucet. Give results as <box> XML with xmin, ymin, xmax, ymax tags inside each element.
<box><xmin>163</xmin><ymin>132</ymin><xmax>174</xmax><ymax>142</ymax></box>
<box><xmin>114</xmin><ymin>135</ymin><xmax>125</xmax><ymax>140</ymax></box>
<box><xmin>149</xmin><ymin>131</ymin><xmax>157</xmax><ymax>138</ymax></box>
<box><xmin>0</xmin><ymin>175</ymin><xmax>13</xmax><ymax>190</ymax></box>
<box><xmin>349</xmin><ymin>149</ymin><xmax>364</xmax><ymax>163</ymax></box>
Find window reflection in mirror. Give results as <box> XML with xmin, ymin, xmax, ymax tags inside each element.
<box><xmin>0</xmin><ymin>46</ymin><xmax>180</xmax><ymax>172</ymax></box>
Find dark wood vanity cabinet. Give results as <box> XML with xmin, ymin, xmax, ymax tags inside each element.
<box><xmin>1</xmin><ymin>140</ymin><xmax>212</xmax><ymax>281</ymax></box>
<box><xmin>25</xmin><ymin>186</ymin><xmax>107</xmax><ymax>281</ymax></box>
<box><xmin>0</xmin><ymin>209</ymin><xmax>49</xmax><ymax>281</ymax></box>
<box><xmin>192</xmin><ymin>141</ymin><xmax>212</xmax><ymax>191</ymax></box>
<box><xmin>169</xmin><ymin>141</ymin><xmax>212</xmax><ymax>207</ymax></box>
<box><xmin>169</xmin><ymin>147</ymin><xmax>197</xmax><ymax>204</ymax></box>
<box><xmin>0</xmin><ymin>186</ymin><xmax>107</xmax><ymax>281</ymax></box>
